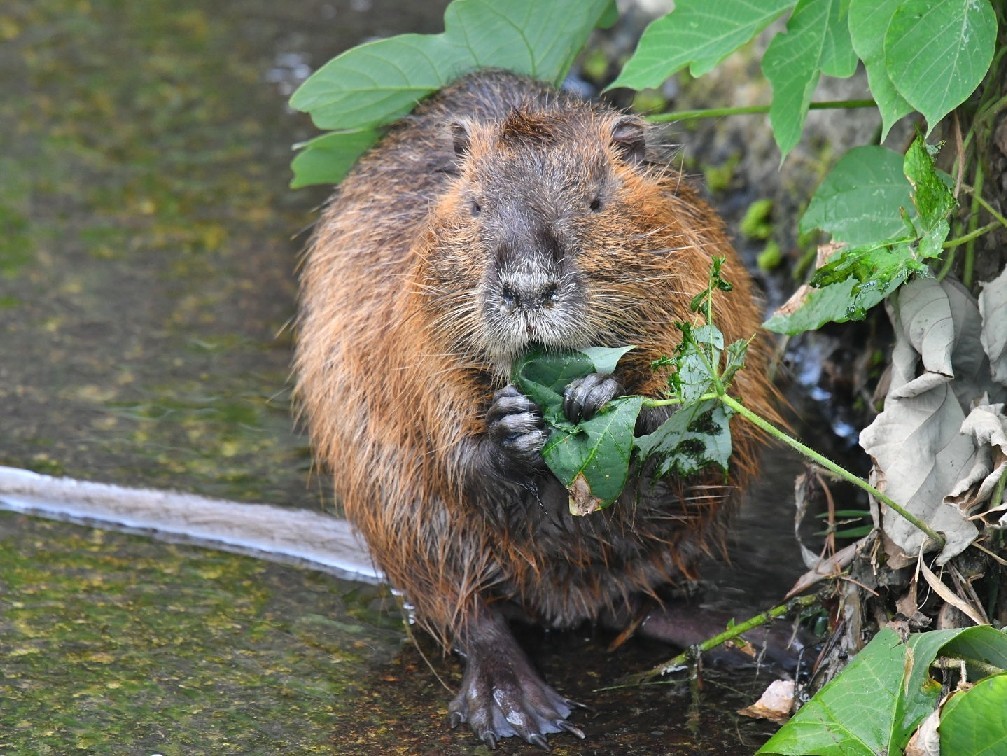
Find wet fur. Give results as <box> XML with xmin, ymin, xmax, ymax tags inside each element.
<box><xmin>296</xmin><ymin>69</ymin><xmax>776</xmax><ymax>735</ymax></box>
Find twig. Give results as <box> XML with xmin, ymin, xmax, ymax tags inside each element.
<box><xmin>621</xmin><ymin>594</ymin><xmax>820</xmax><ymax>685</ymax></box>
<box><xmin>647</xmin><ymin>99</ymin><xmax>876</xmax><ymax>123</ymax></box>
<box><xmin>721</xmin><ymin>395</ymin><xmax>946</xmax><ymax>550</ymax></box>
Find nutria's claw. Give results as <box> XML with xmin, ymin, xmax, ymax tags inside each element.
<box><xmin>449</xmin><ymin>618</ymin><xmax>581</xmax><ymax>748</ymax></box>
<box><xmin>558</xmin><ymin>719</ymin><xmax>587</xmax><ymax>739</ymax></box>
<box><xmin>486</xmin><ymin>385</ymin><xmax>547</xmax><ymax>466</ymax></box>
<box><xmin>563</xmin><ymin>373</ymin><xmax>622</xmax><ymax>422</ymax></box>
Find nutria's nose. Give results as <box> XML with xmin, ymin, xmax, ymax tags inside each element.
<box><xmin>500</xmin><ymin>277</ymin><xmax>560</xmax><ymax>313</ymax></box>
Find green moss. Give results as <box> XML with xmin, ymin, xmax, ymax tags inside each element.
<box><xmin>580</xmin><ymin>47</ymin><xmax>609</xmax><ymax>83</ymax></box>
<box><xmin>739</xmin><ymin>198</ymin><xmax>774</xmax><ymax>240</ymax></box>
<box><xmin>631</xmin><ymin>88</ymin><xmax>667</xmax><ymax>114</ymax></box>
<box><xmin>756</xmin><ymin>240</ymin><xmax>783</xmax><ymax>271</ymax></box>
<box><xmin>703</xmin><ymin>154</ymin><xmax>740</xmax><ymax>193</ymax></box>
<box><xmin>0</xmin><ymin>512</ymin><xmax>404</xmax><ymax>754</ymax></box>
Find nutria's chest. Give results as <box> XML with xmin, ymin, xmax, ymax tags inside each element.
<box><xmin>491</xmin><ymin>471</ymin><xmax>685</xmax><ymax>564</ymax></box>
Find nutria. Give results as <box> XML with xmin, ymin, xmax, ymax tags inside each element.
<box><xmin>295</xmin><ymin>69</ymin><xmax>777</xmax><ymax>747</ymax></box>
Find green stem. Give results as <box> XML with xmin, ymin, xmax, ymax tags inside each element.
<box><xmin>936</xmin><ymin>246</ymin><xmax>957</xmax><ymax>281</ymax></box>
<box><xmin>962</xmin><ymin>183</ymin><xmax>1007</xmax><ymax>228</ymax></box>
<box><xmin>720</xmin><ymin>394</ymin><xmax>946</xmax><ymax>550</ymax></box>
<box><xmin>943</xmin><ymin>220</ymin><xmax>1001</xmax><ymax>250</ymax></box>
<box><xmin>964</xmin><ymin>164</ymin><xmax>984</xmax><ymax>289</ymax></box>
<box><xmin>993</xmin><ymin>470</ymin><xmax>1006</xmax><ymax>510</ymax></box>
<box><xmin>621</xmin><ymin>594</ymin><xmax>820</xmax><ymax>684</ymax></box>
<box><xmin>643</xmin><ymin>392</ymin><xmax>718</xmax><ymax>409</ymax></box>
<box><xmin>646</xmin><ymin>99</ymin><xmax>876</xmax><ymax>123</ymax></box>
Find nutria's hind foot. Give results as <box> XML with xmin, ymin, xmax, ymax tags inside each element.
<box><xmin>450</xmin><ymin>610</ymin><xmax>585</xmax><ymax>749</ymax></box>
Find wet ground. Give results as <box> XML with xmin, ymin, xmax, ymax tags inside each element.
<box><xmin>0</xmin><ymin>1</ymin><xmax>822</xmax><ymax>752</ymax></box>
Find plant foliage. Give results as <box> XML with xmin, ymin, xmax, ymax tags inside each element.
<box><xmin>512</xmin><ymin>263</ymin><xmax>746</xmax><ymax>515</ymax></box>
<box><xmin>287</xmin><ymin>0</ymin><xmax>614</xmax><ymax>187</ymax></box>
<box><xmin>759</xmin><ymin>626</ymin><xmax>1007</xmax><ymax>754</ymax></box>
<box><xmin>613</xmin><ymin>0</ymin><xmax>996</xmax><ymax>157</ymax></box>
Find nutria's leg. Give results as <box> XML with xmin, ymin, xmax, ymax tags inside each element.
<box><xmin>449</xmin><ymin>607</ymin><xmax>584</xmax><ymax>749</ymax></box>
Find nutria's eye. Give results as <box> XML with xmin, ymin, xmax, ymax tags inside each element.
<box><xmin>589</xmin><ymin>196</ymin><xmax>603</xmax><ymax>212</ymax></box>
<box><xmin>470</xmin><ymin>198</ymin><xmax>482</xmax><ymax>216</ymax></box>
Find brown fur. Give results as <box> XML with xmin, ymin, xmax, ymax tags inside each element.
<box><xmin>296</xmin><ymin>69</ymin><xmax>774</xmax><ymax>662</ymax></box>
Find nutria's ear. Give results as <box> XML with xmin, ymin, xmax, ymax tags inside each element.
<box><xmin>451</xmin><ymin>120</ymin><xmax>472</xmax><ymax>158</ymax></box>
<box><xmin>610</xmin><ymin>116</ymin><xmax>647</xmax><ymax>166</ymax></box>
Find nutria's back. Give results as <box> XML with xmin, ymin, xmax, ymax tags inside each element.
<box><xmin>295</xmin><ymin>69</ymin><xmax>775</xmax><ymax>746</ymax></box>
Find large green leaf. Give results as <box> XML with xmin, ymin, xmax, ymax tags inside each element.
<box><xmin>848</xmin><ymin>0</ymin><xmax>912</xmax><ymax>140</ymax></box>
<box><xmin>939</xmin><ymin>674</ymin><xmax>1007</xmax><ymax>753</ymax></box>
<box><xmin>800</xmin><ymin>145</ymin><xmax>911</xmax><ymax>245</ymax></box>
<box><xmin>512</xmin><ymin>347</ymin><xmax>645</xmax><ymax>512</ymax></box>
<box><xmin>758</xmin><ymin>626</ymin><xmax>1007</xmax><ymax>755</ymax></box>
<box><xmin>765</xmin><ymin>136</ymin><xmax>953</xmax><ymax>335</ymax></box>
<box><xmin>761</xmin><ymin>0</ymin><xmax>857</xmax><ymax>160</ymax></box>
<box><xmin>609</xmin><ymin>0</ymin><xmax>795</xmax><ymax>89</ymax></box>
<box><xmin>511</xmin><ymin>346</ymin><xmax>630</xmax><ymax>427</ymax></box>
<box><xmin>885</xmin><ymin>0</ymin><xmax>997</xmax><ymax>133</ymax></box>
<box><xmin>288</xmin><ymin>0</ymin><xmax>615</xmax><ymax>186</ymax></box>
<box><xmin>290</xmin><ymin>129</ymin><xmax>381</xmax><ymax>190</ymax></box>
<box><xmin>759</xmin><ymin>628</ymin><xmax>917</xmax><ymax>755</ymax></box>
<box><xmin>545</xmin><ymin>396</ymin><xmax>644</xmax><ymax>513</ymax></box>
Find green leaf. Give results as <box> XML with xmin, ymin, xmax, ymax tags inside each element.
<box><xmin>760</xmin><ymin>628</ymin><xmax>915</xmax><ymax>755</ymax></box>
<box><xmin>289</xmin><ymin>35</ymin><xmax>467</xmax><ymax>131</ymax></box>
<box><xmin>800</xmin><ymin>145</ymin><xmax>912</xmax><ymax>245</ymax></box>
<box><xmin>810</xmin><ymin>241</ymin><xmax>920</xmax><ymax>288</ymax></box>
<box><xmin>511</xmin><ymin>347</ymin><xmax>634</xmax><ymax>426</ymax></box>
<box><xmin>940</xmin><ymin>674</ymin><xmax>1007</xmax><ymax>754</ymax></box>
<box><xmin>848</xmin><ymin>0</ymin><xmax>912</xmax><ymax>140</ymax></box>
<box><xmin>763</xmin><ymin>250</ymin><xmax>910</xmax><ymax>334</ymax></box>
<box><xmin>289</xmin><ymin>0</ymin><xmax>614</xmax><ymax>185</ymax></box>
<box><xmin>672</xmin><ymin>324</ymin><xmax>724</xmax><ymax>402</ymax></box>
<box><xmin>766</xmin><ymin>136</ymin><xmax>956</xmax><ymax>335</ymax></box>
<box><xmin>762</xmin><ymin>0</ymin><xmax>856</xmax><ymax>160</ymax></box>
<box><xmin>720</xmin><ymin>339</ymin><xmax>749</xmax><ymax>389</ymax></box>
<box><xmin>818</xmin><ymin>0</ymin><xmax>858</xmax><ymax>78</ymax></box>
<box><xmin>579</xmin><ymin>345</ymin><xmax>635</xmax><ymax>376</ymax></box>
<box><xmin>609</xmin><ymin>0</ymin><xmax>795</xmax><ymax>90</ymax></box>
<box><xmin>511</xmin><ymin>349</ymin><xmax>596</xmax><ymax>427</ymax></box>
<box><xmin>758</xmin><ymin>626</ymin><xmax>1007</xmax><ymax>755</ymax></box>
<box><xmin>511</xmin><ymin>346</ymin><xmax>644</xmax><ymax>512</ymax></box>
<box><xmin>885</xmin><ymin>0</ymin><xmax>998</xmax><ymax>133</ymax></box>
<box><xmin>904</xmin><ymin>137</ymin><xmax>956</xmax><ymax>259</ymax></box>
<box><xmin>544</xmin><ymin>396</ymin><xmax>644</xmax><ymax>512</ymax></box>
<box><xmin>290</xmin><ymin>129</ymin><xmax>382</xmax><ymax>188</ymax></box>
<box><xmin>634</xmin><ymin>399</ymin><xmax>734</xmax><ymax>478</ymax></box>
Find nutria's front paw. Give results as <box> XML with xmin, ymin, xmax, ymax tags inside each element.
<box><xmin>563</xmin><ymin>373</ymin><xmax>622</xmax><ymax>423</ymax></box>
<box><xmin>486</xmin><ymin>385</ymin><xmax>548</xmax><ymax>467</ymax></box>
<box><xmin>448</xmin><ymin>652</ymin><xmax>584</xmax><ymax>749</ymax></box>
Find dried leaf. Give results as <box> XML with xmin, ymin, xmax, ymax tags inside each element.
<box><xmin>739</xmin><ymin>679</ymin><xmax>795</xmax><ymax>724</ymax></box>
<box><xmin>945</xmin><ymin>400</ymin><xmax>1007</xmax><ymax>513</ymax></box>
<box><xmin>979</xmin><ymin>267</ymin><xmax>1007</xmax><ymax>386</ymax></box>
<box><xmin>860</xmin><ymin>277</ymin><xmax>980</xmax><ymax>564</ymax></box>
<box><xmin>904</xmin><ymin>709</ymin><xmax>941</xmax><ymax>756</ymax></box>
<box><xmin>917</xmin><ymin>550</ymin><xmax>987</xmax><ymax>626</ymax></box>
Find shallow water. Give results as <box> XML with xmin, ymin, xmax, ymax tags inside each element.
<box><xmin>0</xmin><ymin>1</ymin><xmax>826</xmax><ymax>752</ymax></box>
